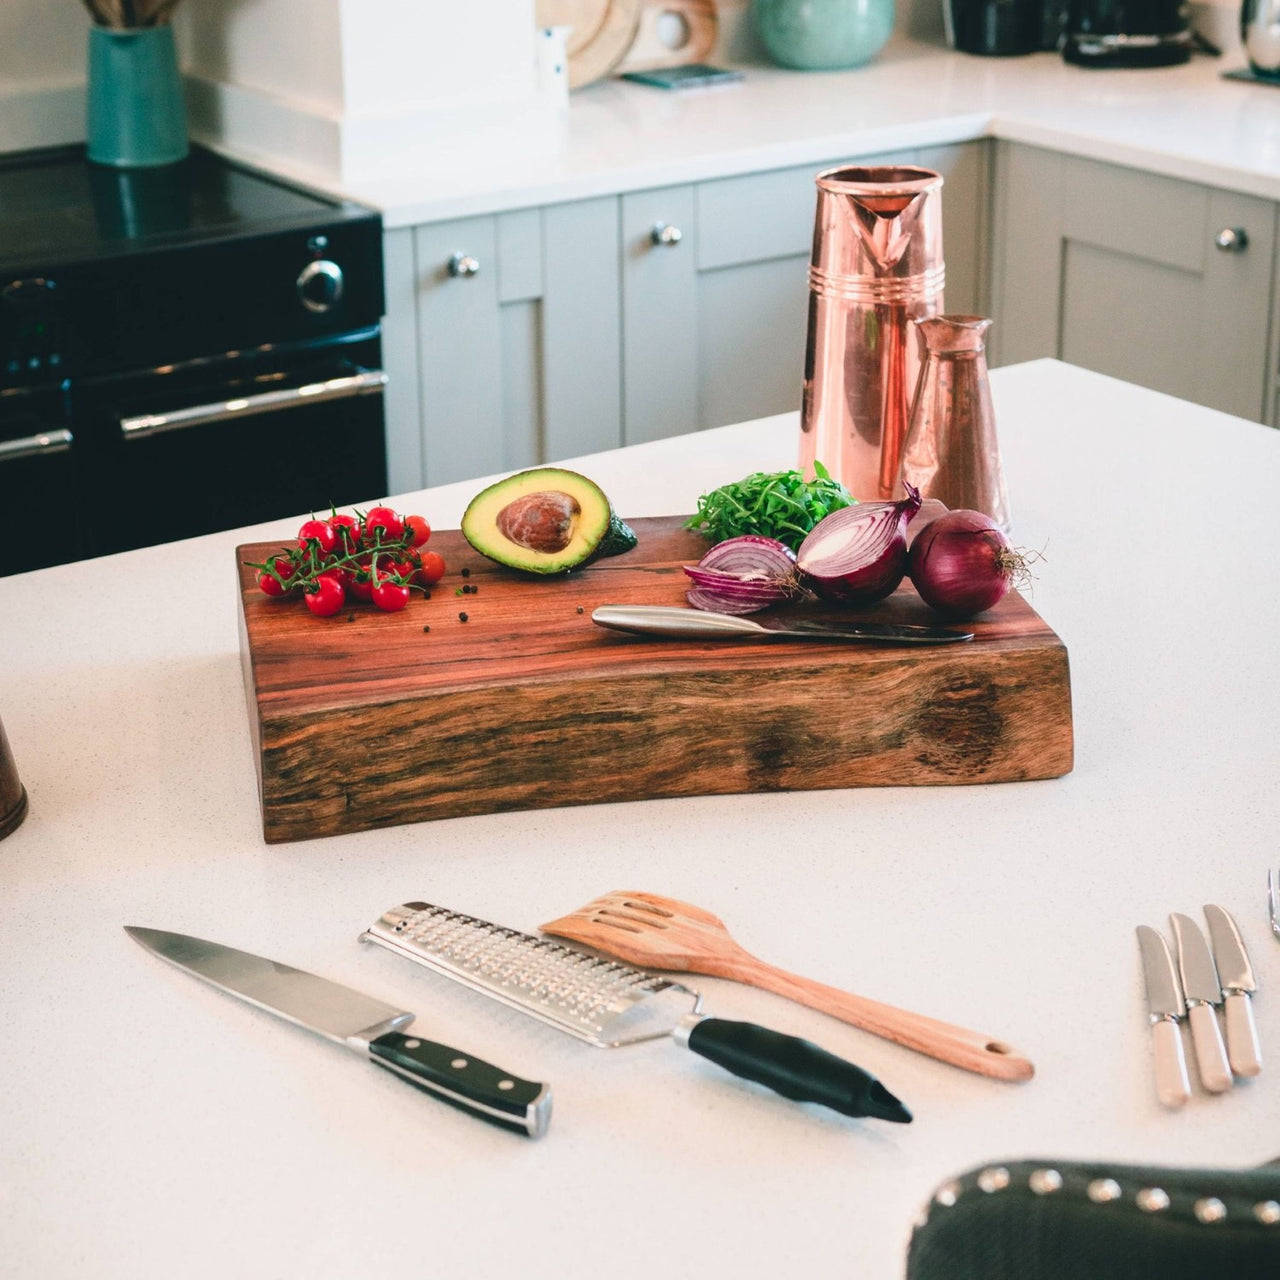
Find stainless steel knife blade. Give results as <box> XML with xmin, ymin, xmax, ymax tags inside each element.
<box><xmin>1204</xmin><ymin>904</ymin><xmax>1263</xmax><ymax>1078</ymax></box>
<box><xmin>1136</xmin><ymin>925</ymin><xmax>1191</xmax><ymax>1108</ymax></box>
<box><xmin>592</xmin><ymin>604</ymin><xmax>973</xmax><ymax>645</ymax></box>
<box><xmin>125</xmin><ymin>927</ymin><xmax>551</xmax><ymax>1136</ymax></box>
<box><xmin>1170</xmin><ymin>913</ymin><xmax>1232</xmax><ymax>1092</ymax></box>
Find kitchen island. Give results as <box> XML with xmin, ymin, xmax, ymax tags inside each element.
<box><xmin>2</xmin><ymin>360</ymin><xmax>1278</xmax><ymax>1278</ymax></box>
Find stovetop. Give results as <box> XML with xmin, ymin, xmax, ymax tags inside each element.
<box><xmin>0</xmin><ymin>145</ymin><xmax>366</xmax><ymax>273</ymax></box>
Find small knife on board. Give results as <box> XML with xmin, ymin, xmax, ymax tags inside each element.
<box><xmin>1204</xmin><ymin>904</ymin><xmax>1263</xmax><ymax>1078</ymax></box>
<box><xmin>1170</xmin><ymin>913</ymin><xmax>1232</xmax><ymax>1093</ymax></box>
<box><xmin>1136</xmin><ymin>924</ymin><xmax>1192</xmax><ymax>1108</ymax></box>
<box><xmin>125</xmin><ymin>926</ymin><xmax>552</xmax><ymax>1137</ymax></box>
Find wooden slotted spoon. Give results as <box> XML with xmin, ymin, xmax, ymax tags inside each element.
<box><xmin>541</xmin><ymin>891</ymin><xmax>1034</xmax><ymax>1082</ymax></box>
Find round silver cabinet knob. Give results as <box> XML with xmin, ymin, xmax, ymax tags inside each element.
<box><xmin>448</xmin><ymin>253</ymin><xmax>481</xmax><ymax>278</ymax></box>
<box><xmin>650</xmin><ymin>222</ymin><xmax>684</xmax><ymax>247</ymax></box>
<box><xmin>1215</xmin><ymin>227</ymin><xmax>1249</xmax><ymax>253</ymax></box>
<box><xmin>296</xmin><ymin>259</ymin><xmax>344</xmax><ymax>313</ymax></box>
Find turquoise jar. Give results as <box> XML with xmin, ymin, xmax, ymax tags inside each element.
<box><xmin>86</xmin><ymin>24</ymin><xmax>188</xmax><ymax>168</ymax></box>
<box><xmin>753</xmin><ymin>0</ymin><xmax>896</xmax><ymax>70</ymax></box>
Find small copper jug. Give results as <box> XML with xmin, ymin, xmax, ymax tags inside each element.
<box><xmin>799</xmin><ymin>164</ymin><xmax>946</xmax><ymax>500</ymax></box>
<box><xmin>0</xmin><ymin>713</ymin><xmax>28</xmax><ymax>841</ymax></box>
<box><xmin>898</xmin><ymin>314</ymin><xmax>1010</xmax><ymax>530</ymax></box>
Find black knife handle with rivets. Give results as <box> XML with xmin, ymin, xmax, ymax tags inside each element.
<box><xmin>368</xmin><ymin>1031</ymin><xmax>552</xmax><ymax>1137</ymax></box>
<box><xmin>678</xmin><ymin>1017</ymin><xmax>912</xmax><ymax>1123</ymax></box>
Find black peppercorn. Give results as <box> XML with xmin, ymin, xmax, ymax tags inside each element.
<box><xmin>459</xmin><ymin>611</ymin><xmax>469</xmax><ymax>622</ymax></box>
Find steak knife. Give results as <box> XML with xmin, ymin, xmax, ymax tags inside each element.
<box><xmin>1136</xmin><ymin>925</ymin><xmax>1192</xmax><ymax>1108</ymax></box>
<box><xmin>592</xmin><ymin>604</ymin><xmax>973</xmax><ymax>645</ymax></box>
<box><xmin>1204</xmin><ymin>904</ymin><xmax>1263</xmax><ymax>1078</ymax></box>
<box><xmin>125</xmin><ymin>927</ymin><xmax>552</xmax><ymax>1137</ymax></box>
<box><xmin>1170</xmin><ymin>913</ymin><xmax>1232</xmax><ymax>1092</ymax></box>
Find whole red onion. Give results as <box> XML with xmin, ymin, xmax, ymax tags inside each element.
<box><xmin>907</xmin><ymin>509</ymin><xmax>1025</xmax><ymax>619</ymax></box>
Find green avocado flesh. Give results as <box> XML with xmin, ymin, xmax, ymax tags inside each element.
<box><xmin>461</xmin><ymin>467</ymin><xmax>636</xmax><ymax>574</ymax></box>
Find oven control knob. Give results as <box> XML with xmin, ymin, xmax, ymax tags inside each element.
<box><xmin>297</xmin><ymin>259</ymin><xmax>344</xmax><ymax>313</ymax></box>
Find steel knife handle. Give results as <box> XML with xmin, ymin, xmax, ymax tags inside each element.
<box><xmin>367</xmin><ymin>1031</ymin><xmax>551</xmax><ymax>1137</ymax></box>
<box><xmin>676</xmin><ymin>1017</ymin><xmax>912</xmax><ymax>1123</ymax></box>
<box><xmin>1223</xmin><ymin>992</ymin><xmax>1263</xmax><ymax>1078</ymax></box>
<box><xmin>1150</xmin><ymin>1017</ymin><xmax>1191</xmax><ymax>1108</ymax></box>
<box><xmin>1186</xmin><ymin>1003</ymin><xmax>1232</xmax><ymax>1092</ymax></box>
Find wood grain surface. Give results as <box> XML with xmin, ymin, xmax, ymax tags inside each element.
<box><xmin>237</xmin><ymin>517</ymin><xmax>1073</xmax><ymax>843</ymax></box>
<box><xmin>615</xmin><ymin>0</ymin><xmax>718</xmax><ymax>74</ymax></box>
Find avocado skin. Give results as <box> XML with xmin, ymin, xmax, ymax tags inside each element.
<box><xmin>461</xmin><ymin>467</ymin><xmax>634</xmax><ymax>574</ymax></box>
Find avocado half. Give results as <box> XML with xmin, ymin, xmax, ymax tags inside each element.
<box><xmin>461</xmin><ymin>467</ymin><xmax>637</xmax><ymax>574</ymax></box>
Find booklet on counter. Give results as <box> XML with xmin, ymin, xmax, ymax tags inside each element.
<box><xmin>620</xmin><ymin>64</ymin><xmax>744</xmax><ymax>90</ymax></box>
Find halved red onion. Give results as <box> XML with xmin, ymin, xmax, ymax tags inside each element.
<box><xmin>682</xmin><ymin>535</ymin><xmax>799</xmax><ymax>615</ymax></box>
<box><xmin>908</xmin><ymin>509</ymin><xmax>1026</xmax><ymax>619</ymax></box>
<box><xmin>795</xmin><ymin>483</ymin><xmax>921</xmax><ymax>605</ymax></box>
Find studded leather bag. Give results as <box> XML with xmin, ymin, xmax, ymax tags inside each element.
<box><xmin>907</xmin><ymin>1158</ymin><xmax>1280</xmax><ymax>1280</ymax></box>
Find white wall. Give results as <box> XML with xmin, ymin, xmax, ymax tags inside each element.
<box><xmin>0</xmin><ymin>3</ymin><xmax>90</xmax><ymax>150</ymax></box>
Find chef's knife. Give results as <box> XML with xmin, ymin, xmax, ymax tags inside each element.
<box><xmin>1204</xmin><ymin>904</ymin><xmax>1263</xmax><ymax>1078</ymax></box>
<box><xmin>1136</xmin><ymin>925</ymin><xmax>1192</xmax><ymax>1108</ymax></box>
<box><xmin>592</xmin><ymin>604</ymin><xmax>973</xmax><ymax>645</ymax></box>
<box><xmin>125</xmin><ymin>926</ymin><xmax>551</xmax><ymax>1137</ymax></box>
<box><xmin>1170</xmin><ymin>913</ymin><xmax>1233</xmax><ymax>1092</ymax></box>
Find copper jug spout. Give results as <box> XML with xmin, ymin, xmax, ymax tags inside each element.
<box><xmin>800</xmin><ymin>165</ymin><xmax>946</xmax><ymax>500</ymax></box>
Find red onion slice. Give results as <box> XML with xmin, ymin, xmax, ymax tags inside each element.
<box><xmin>796</xmin><ymin>483</ymin><xmax>921</xmax><ymax>605</ymax></box>
<box><xmin>681</xmin><ymin>534</ymin><xmax>800</xmax><ymax>614</ymax></box>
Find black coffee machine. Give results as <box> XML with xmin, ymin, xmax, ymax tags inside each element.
<box><xmin>1061</xmin><ymin>0</ymin><xmax>1192</xmax><ymax>66</ymax></box>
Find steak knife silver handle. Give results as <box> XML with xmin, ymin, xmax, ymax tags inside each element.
<box><xmin>1150</xmin><ymin>1017</ymin><xmax>1191</xmax><ymax>1108</ymax></box>
<box><xmin>1186</xmin><ymin>1003</ymin><xmax>1232</xmax><ymax>1093</ymax></box>
<box><xmin>364</xmin><ymin>1030</ymin><xmax>552</xmax><ymax>1137</ymax></box>
<box><xmin>1223</xmin><ymin>992</ymin><xmax>1263</xmax><ymax>1078</ymax></box>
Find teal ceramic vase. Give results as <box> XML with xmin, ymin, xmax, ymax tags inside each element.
<box><xmin>86</xmin><ymin>24</ymin><xmax>189</xmax><ymax>168</ymax></box>
<box><xmin>753</xmin><ymin>0</ymin><xmax>896</xmax><ymax>70</ymax></box>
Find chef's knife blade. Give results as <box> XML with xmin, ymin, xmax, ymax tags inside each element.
<box><xmin>592</xmin><ymin>604</ymin><xmax>973</xmax><ymax>645</ymax></box>
<box><xmin>1136</xmin><ymin>925</ymin><xmax>1192</xmax><ymax>1108</ymax></box>
<box><xmin>125</xmin><ymin>927</ymin><xmax>551</xmax><ymax>1137</ymax></box>
<box><xmin>1204</xmin><ymin>904</ymin><xmax>1263</xmax><ymax>1078</ymax></box>
<box><xmin>1170</xmin><ymin>913</ymin><xmax>1232</xmax><ymax>1092</ymax></box>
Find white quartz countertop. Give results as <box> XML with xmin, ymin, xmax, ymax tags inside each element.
<box><xmin>328</xmin><ymin>39</ymin><xmax>1280</xmax><ymax>226</ymax></box>
<box><xmin>3</xmin><ymin>361</ymin><xmax>1279</xmax><ymax>1278</ymax></box>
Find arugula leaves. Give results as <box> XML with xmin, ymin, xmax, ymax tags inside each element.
<box><xmin>683</xmin><ymin>462</ymin><xmax>855</xmax><ymax>552</ymax></box>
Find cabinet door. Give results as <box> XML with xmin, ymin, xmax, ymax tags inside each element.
<box><xmin>408</xmin><ymin>198</ymin><xmax>621</xmax><ymax>488</ymax></box>
<box><xmin>620</xmin><ymin>143</ymin><xmax>988</xmax><ymax>447</ymax></box>
<box><xmin>990</xmin><ymin>142</ymin><xmax>1275</xmax><ymax>423</ymax></box>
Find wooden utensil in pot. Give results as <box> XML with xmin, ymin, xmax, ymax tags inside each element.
<box><xmin>541</xmin><ymin>890</ymin><xmax>1034</xmax><ymax>1082</ymax></box>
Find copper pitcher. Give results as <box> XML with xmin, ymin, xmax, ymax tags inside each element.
<box><xmin>799</xmin><ymin>165</ymin><xmax>945</xmax><ymax>500</ymax></box>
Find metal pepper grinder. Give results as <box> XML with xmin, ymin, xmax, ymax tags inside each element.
<box><xmin>0</xmin><ymin>713</ymin><xmax>28</xmax><ymax>840</ymax></box>
<box><xmin>799</xmin><ymin>164</ymin><xmax>946</xmax><ymax>500</ymax></box>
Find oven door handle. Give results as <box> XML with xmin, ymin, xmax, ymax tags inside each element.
<box><xmin>0</xmin><ymin>427</ymin><xmax>74</xmax><ymax>462</ymax></box>
<box><xmin>119</xmin><ymin>369</ymin><xmax>388</xmax><ymax>441</ymax></box>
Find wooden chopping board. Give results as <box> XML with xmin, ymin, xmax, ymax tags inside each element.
<box><xmin>237</xmin><ymin>518</ymin><xmax>1073</xmax><ymax>844</ymax></box>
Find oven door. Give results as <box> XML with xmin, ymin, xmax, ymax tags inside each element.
<box><xmin>0</xmin><ymin>384</ymin><xmax>82</xmax><ymax>575</ymax></box>
<box><xmin>73</xmin><ymin>333</ymin><xmax>388</xmax><ymax>558</ymax></box>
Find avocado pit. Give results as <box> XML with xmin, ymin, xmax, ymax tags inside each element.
<box><xmin>496</xmin><ymin>490</ymin><xmax>580</xmax><ymax>553</ymax></box>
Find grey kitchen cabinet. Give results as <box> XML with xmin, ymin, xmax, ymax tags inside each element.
<box><xmin>621</xmin><ymin>141</ymin><xmax>991</xmax><ymax>447</ymax></box>
<box><xmin>382</xmin><ymin>196</ymin><xmax>622</xmax><ymax>490</ymax></box>
<box><xmin>988</xmin><ymin>141</ymin><xmax>1277</xmax><ymax>424</ymax></box>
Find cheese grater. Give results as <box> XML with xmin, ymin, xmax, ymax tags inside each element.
<box><xmin>362</xmin><ymin>901</ymin><xmax>912</xmax><ymax>1123</ymax></box>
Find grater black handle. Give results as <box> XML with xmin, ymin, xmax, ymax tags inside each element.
<box><xmin>682</xmin><ymin>1018</ymin><xmax>912</xmax><ymax>1123</ymax></box>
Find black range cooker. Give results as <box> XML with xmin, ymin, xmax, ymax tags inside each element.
<box><xmin>0</xmin><ymin>146</ymin><xmax>388</xmax><ymax>576</ymax></box>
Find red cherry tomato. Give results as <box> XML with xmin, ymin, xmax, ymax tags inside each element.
<box><xmin>405</xmin><ymin>514</ymin><xmax>431</xmax><ymax>547</ymax></box>
<box><xmin>257</xmin><ymin>571</ymin><xmax>288</xmax><ymax>597</ymax></box>
<box><xmin>329</xmin><ymin>513</ymin><xmax>361</xmax><ymax>551</ymax></box>
<box><xmin>304</xmin><ymin>575</ymin><xmax>346</xmax><ymax>617</ymax></box>
<box><xmin>416</xmin><ymin>550</ymin><xmax>446</xmax><ymax>585</ymax></box>
<box><xmin>256</xmin><ymin>556</ymin><xmax>300</xmax><ymax>597</ymax></box>
<box><xmin>363</xmin><ymin>506</ymin><xmax>404</xmax><ymax>544</ymax></box>
<box><xmin>297</xmin><ymin>518</ymin><xmax>339</xmax><ymax>555</ymax></box>
<box><xmin>348</xmin><ymin>574</ymin><xmax>373</xmax><ymax>602</ymax></box>
<box><xmin>371</xmin><ymin>579</ymin><xmax>410</xmax><ymax>612</ymax></box>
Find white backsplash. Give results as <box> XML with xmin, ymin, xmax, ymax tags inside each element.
<box><xmin>0</xmin><ymin>0</ymin><xmax>950</xmax><ymax>181</ymax></box>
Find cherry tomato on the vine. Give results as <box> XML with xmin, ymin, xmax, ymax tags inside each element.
<box><xmin>405</xmin><ymin>514</ymin><xmax>431</xmax><ymax>547</ymax></box>
<box><xmin>297</xmin><ymin>518</ymin><xmax>339</xmax><ymax>555</ymax></box>
<box><xmin>416</xmin><ymin>550</ymin><xmax>446</xmax><ymax>585</ymax></box>
<box><xmin>329</xmin><ymin>513</ymin><xmax>361</xmax><ymax>551</ymax></box>
<box><xmin>371</xmin><ymin>580</ymin><xmax>410</xmax><ymax>612</ymax></box>
<box><xmin>303</xmin><ymin>575</ymin><xmax>346</xmax><ymax>617</ymax></box>
<box><xmin>257</xmin><ymin>571</ymin><xmax>288</xmax><ymax>597</ymax></box>
<box><xmin>363</xmin><ymin>506</ymin><xmax>404</xmax><ymax>543</ymax></box>
<box><xmin>348</xmin><ymin>574</ymin><xmax>373</xmax><ymax>602</ymax></box>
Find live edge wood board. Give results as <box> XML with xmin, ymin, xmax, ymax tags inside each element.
<box><xmin>236</xmin><ymin>517</ymin><xmax>1074</xmax><ymax>844</ymax></box>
